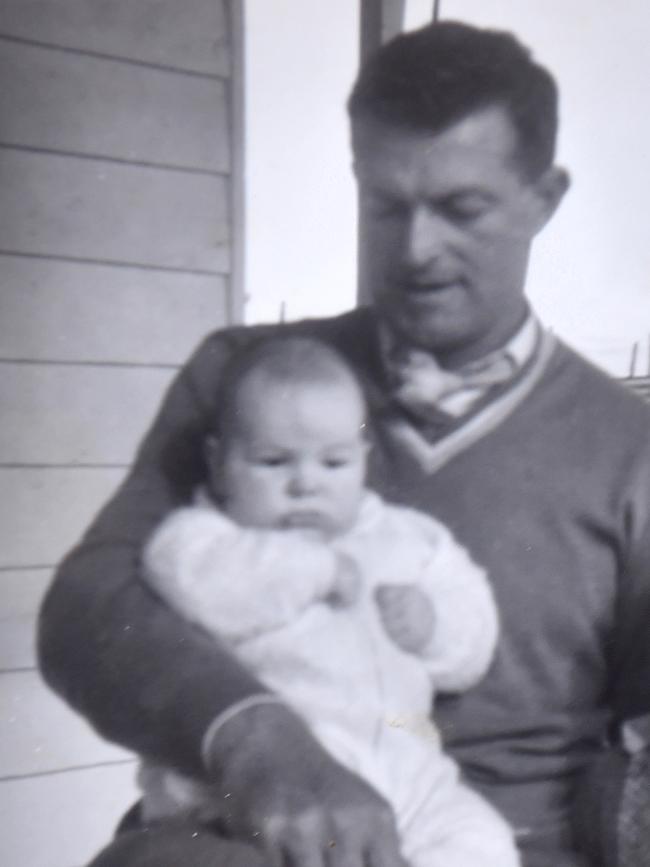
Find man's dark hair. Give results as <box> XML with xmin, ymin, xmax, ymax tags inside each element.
<box><xmin>348</xmin><ymin>21</ymin><xmax>558</xmax><ymax>179</ymax></box>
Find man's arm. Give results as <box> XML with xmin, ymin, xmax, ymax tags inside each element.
<box><xmin>38</xmin><ymin>326</ymin><xmax>404</xmax><ymax>867</ymax></box>
<box><xmin>609</xmin><ymin>489</ymin><xmax>650</xmax><ymax>725</ymax></box>
<box><xmin>574</xmin><ymin>459</ymin><xmax>650</xmax><ymax>866</ymax></box>
<box><xmin>37</xmin><ymin>331</ymin><xmax>266</xmax><ymax>776</ymax></box>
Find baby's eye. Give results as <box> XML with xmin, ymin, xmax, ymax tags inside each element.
<box><xmin>256</xmin><ymin>455</ymin><xmax>287</xmax><ymax>467</ymax></box>
<box><xmin>323</xmin><ymin>457</ymin><xmax>348</xmax><ymax>469</ymax></box>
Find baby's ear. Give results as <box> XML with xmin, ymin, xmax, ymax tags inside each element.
<box><xmin>204</xmin><ymin>434</ymin><xmax>227</xmax><ymax>501</ymax></box>
<box><xmin>360</xmin><ymin>422</ymin><xmax>373</xmax><ymax>452</ymax></box>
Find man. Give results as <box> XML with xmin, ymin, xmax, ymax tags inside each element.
<box><xmin>39</xmin><ymin>21</ymin><xmax>650</xmax><ymax>867</ymax></box>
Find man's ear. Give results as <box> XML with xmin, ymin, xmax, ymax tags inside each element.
<box><xmin>204</xmin><ymin>433</ymin><xmax>221</xmax><ymax>466</ymax></box>
<box><xmin>529</xmin><ymin>166</ymin><xmax>571</xmax><ymax>234</ymax></box>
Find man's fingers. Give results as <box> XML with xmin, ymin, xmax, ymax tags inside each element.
<box><xmin>260</xmin><ymin>837</ymin><xmax>285</xmax><ymax>867</ymax></box>
<box><xmin>364</xmin><ymin>830</ymin><xmax>406</xmax><ymax>867</ymax></box>
<box><xmin>327</xmin><ymin>807</ymin><xmax>400</xmax><ymax>867</ymax></box>
<box><xmin>361</xmin><ymin>809</ymin><xmax>405</xmax><ymax>867</ymax></box>
<box><xmin>262</xmin><ymin>811</ymin><xmax>330</xmax><ymax>867</ymax></box>
<box><xmin>258</xmin><ymin>816</ymin><xmax>292</xmax><ymax>867</ymax></box>
<box><xmin>282</xmin><ymin>836</ymin><xmax>329</xmax><ymax>867</ymax></box>
<box><xmin>325</xmin><ymin>826</ymin><xmax>365</xmax><ymax>867</ymax></box>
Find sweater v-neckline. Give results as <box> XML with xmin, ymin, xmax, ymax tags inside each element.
<box><xmin>353</xmin><ymin>315</ymin><xmax>557</xmax><ymax>475</ymax></box>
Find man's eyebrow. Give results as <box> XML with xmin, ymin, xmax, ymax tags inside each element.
<box><xmin>429</xmin><ymin>189</ymin><xmax>499</xmax><ymax>210</ymax></box>
<box><xmin>440</xmin><ymin>187</ymin><xmax>497</xmax><ymax>201</ymax></box>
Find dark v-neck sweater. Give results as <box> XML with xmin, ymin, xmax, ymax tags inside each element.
<box><xmin>39</xmin><ymin>308</ymin><xmax>650</xmax><ymax>862</ymax></box>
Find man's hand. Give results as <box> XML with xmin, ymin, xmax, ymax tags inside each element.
<box><xmin>206</xmin><ymin>702</ymin><xmax>405</xmax><ymax>867</ymax></box>
<box><xmin>375</xmin><ymin>585</ymin><xmax>434</xmax><ymax>656</ymax></box>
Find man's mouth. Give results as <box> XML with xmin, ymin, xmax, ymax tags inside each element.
<box><xmin>405</xmin><ymin>277</ymin><xmax>463</xmax><ymax>293</ymax></box>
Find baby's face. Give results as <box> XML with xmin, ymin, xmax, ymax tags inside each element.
<box><xmin>214</xmin><ymin>374</ymin><xmax>368</xmax><ymax>538</ymax></box>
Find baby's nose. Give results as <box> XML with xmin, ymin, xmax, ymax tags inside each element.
<box><xmin>287</xmin><ymin>462</ymin><xmax>320</xmax><ymax>496</ymax></box>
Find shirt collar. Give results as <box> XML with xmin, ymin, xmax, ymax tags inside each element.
<box><xmin>378</xmin><ymin>312</ymin><xmax>543</xmax><ymax>419</ymax></box>
<box><xmin>379</xmin><ymin>311</ymin><xmax>539</xmax><ymax>375</ymax></box>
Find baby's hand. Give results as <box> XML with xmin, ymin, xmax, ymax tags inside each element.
<box><xmin>375</xmin><ymin>584</ymin><xmax>434</xmax><ymax>655</ymax></box>
<box><xmin>326</xmin><ymin>553</ymin><xmax>361</xmax><ymax>609</ymax></box>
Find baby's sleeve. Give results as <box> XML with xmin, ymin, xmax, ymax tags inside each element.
<box><xmin>400</xmin><ymin>509</ymin><xmax>499</xmax><ymax>692</ymax></box>
<box><xmin>143</xmin><ymin>505</ymin><xmax>340</xmax><ymax>643</ymax></box>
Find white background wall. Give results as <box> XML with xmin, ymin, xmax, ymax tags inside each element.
<box><xmin>244</xmin><ymin>1</ymin><xmax>650</xmax><ymax>376</ymax></box>
<box><xmin>242</xmin><ymin>0</ymin><xmax>359</xmax><ymax>324</ymax></box>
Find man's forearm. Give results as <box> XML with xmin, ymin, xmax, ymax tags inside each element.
<box><xmin>37</xmin><ymin>331</ymin><xmax>266</xmax><ymax>776</ymax></box>
<box><xmin>39</xmin><ymin>536</ymin><xmax>265</xmax><ymax>776</ymax></box>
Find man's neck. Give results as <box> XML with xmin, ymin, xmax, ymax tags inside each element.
<box><xmin>389</xmin><ymin>307</ymin><xmax>531</xmax><ymax>370</ymax></box>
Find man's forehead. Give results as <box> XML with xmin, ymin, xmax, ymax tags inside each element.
<box><xmin>352</xmin><ymin>106</ymin><xmax>520</xmax><ymax>162</ymax></box>
<box><xmin>352</xmin><ymin>106</ymin><xmax>526</xmax><ymax>189</ymax></box>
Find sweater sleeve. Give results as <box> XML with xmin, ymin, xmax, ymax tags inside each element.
<box><xmin>609</xmin><ymin>454</ymin><xmax>650</xmax><ymax>725</ymax></box>
<box><xmin>36</xmin><ymin>332</ymin><xmax>269</xmax><ymax>777</ymax></box>
<box><xmin>143</xmin><ymin>506</ymin><xmax>340</xmax><ymax>643</ymax></box>
<box><xmin>407</xmin><ymin>510</ymin><xmax>499</xmax><ymax>693</ymax></box>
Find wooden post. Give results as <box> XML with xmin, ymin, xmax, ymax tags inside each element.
<box><xmin>360</xmin><ymin>0</ymin><xmax>407</xmax><ymax>61</ymax></box>
<box><xmin>228</xmin><ymin>0</ymin><xmax>246</xmax><ymax>324</ymax></box>
<box><xmin>358</xmin><ymin>0</ymin><xmax>407</xmax><ymax>305</ymax></box>
<box><xmin>629</xmin><ymin>341</ymin><xmax>639</xmax><ymax>378</ymax></box>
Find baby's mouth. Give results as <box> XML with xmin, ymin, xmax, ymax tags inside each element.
<box><xmin>281</xmin><ymin>511</ymin><xmax>326</xmax><ymax>530</ymax></box>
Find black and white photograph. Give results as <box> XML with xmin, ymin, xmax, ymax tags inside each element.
<box><xmin>1</xmin><ymin>2</ymin><xmax>650</xmax><ymax>866</ymax></box>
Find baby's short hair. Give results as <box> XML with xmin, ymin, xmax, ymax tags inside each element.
<box><xmin>213</xmin><ymin>335</ymin><xmax>366</xmax><ymax>442</ymax></box>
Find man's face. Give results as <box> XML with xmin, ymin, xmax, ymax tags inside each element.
<box><xmin>353</xmin><ymin>106</ymin><xmax>566</xmax><ymax>365</ymax></box>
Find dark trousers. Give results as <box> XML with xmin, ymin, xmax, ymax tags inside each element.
<box><xmin>87</xmin><ymin>804</ymin><xmax>265</xmax><ymax>867</ymax></box>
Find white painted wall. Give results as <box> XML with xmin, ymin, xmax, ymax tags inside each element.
<box><xmin>242</xmin><ymin>0</ymin><xmax>359</xmax><ymax>325</ymax></box>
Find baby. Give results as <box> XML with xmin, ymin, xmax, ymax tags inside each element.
<box><xmin>139</xmin><ymin>336</ymin><xmax>519</xmax><ymax>867</ymax></box>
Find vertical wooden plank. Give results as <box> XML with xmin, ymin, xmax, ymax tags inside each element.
<box><xmin>360</xmin><ymin>0</ymin><xmax>406</xmax><ymax>61</ymax></box>
<box><xmin>227</xmin><ymin>0</ymin><xmax>246</xmax><ymax>323</ymax></box>
<box><xmin>357</xmin><ymin>0</ymin><xmax>406</xmax><ymax>305</ymax></box>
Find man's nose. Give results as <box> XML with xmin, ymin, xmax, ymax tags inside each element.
<box><xmin>287</xmin><ymin>462</ymin><xmax>320</xmax><ymax>497</ymax></box>
<box><xmin>404</xmin><ymin>205</ymin><xmax>448</xmax><ymax>272</ymax></box>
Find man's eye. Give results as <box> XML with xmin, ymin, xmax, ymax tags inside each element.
<box><xmin>364</xmin><ymin>195</ymin><xmax>405</xmax><ymax>219</ymax></box>
<box><xmin>443</xmin><ymin>196</ymin><xmax>491</xmax><ymax>222</ymax></box>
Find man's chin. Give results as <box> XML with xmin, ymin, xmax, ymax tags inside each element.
<box><xmin>383</xmin><ymin>310</ymin><xmax>469</xmax><ymax>356</ymax></box>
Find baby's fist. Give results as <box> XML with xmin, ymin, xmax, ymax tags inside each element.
<box><xmin>375</xmin><ymin>584</ymin><xmax>434</xmax><ymax>655</ymax></box>
<box><xmin>327</xmin><ymin>553</ymin><xmax>361</xmax><ymax>608</ymax></box>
